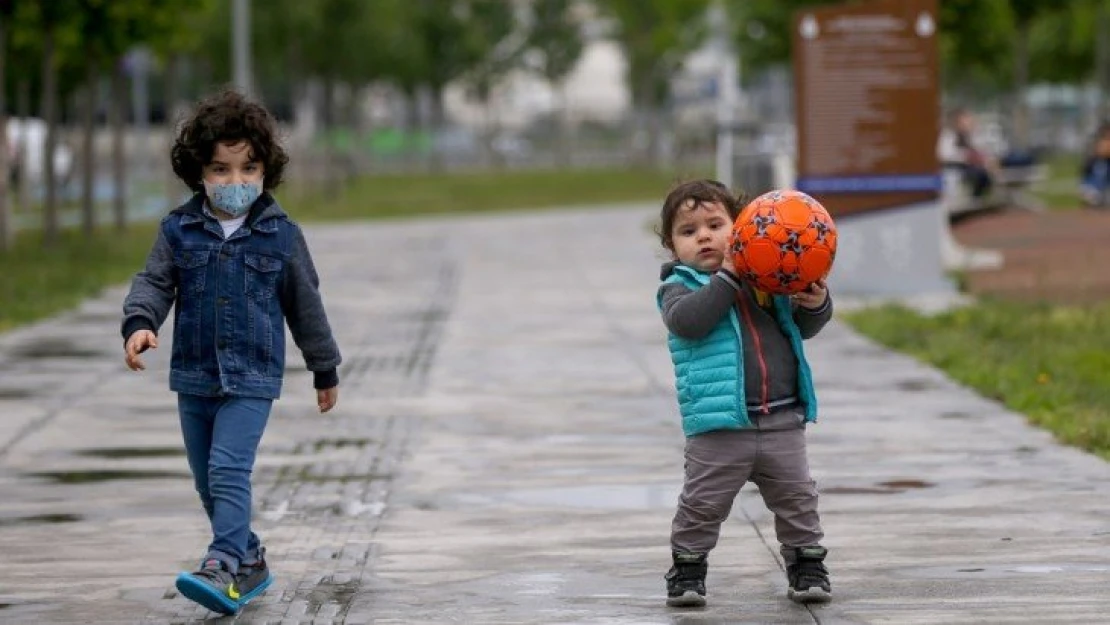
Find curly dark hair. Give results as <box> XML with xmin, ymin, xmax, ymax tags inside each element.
<box><xmin>657</xmin><ymin>179</ymin><xmax>745</xmax><ymax>251</ymax></box>
<box><xmin>170</xmin><ymin>87</ymin><xmax>289</xmax><ymax>192</ymax></box>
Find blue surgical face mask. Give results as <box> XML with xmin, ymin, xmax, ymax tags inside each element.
<box><xmin>204</xmin><ymin>181</ymin><xmax>263</xmax><ymax>218</ymax></box>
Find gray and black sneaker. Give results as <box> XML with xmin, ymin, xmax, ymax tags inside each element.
<box><xmin>235</xmin><ymin>547</ymin><xmax>273</xmax><ymax>606</ymax></box>
<box><xmin>175</xmin><ymin>558</ymin><xmax>240</xmax><ymax>615</ymax></box>
<box><xmin>786</xmin><ymin>546</ymin><xmax>831</xmax><ymax>603</ymax></box>
<box><xmin>665</xmin><ymin>551</ymin><xmax>708</xmax><ymax>607</ymax></box>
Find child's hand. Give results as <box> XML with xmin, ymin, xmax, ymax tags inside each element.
<box><xmin>124</xmin><ymin>330</ymin><xmax>158</xmax><ymax>371</ymax></box>
<box><xmin>721</xmin><ymin>253</ymin><xmax>736</xmax><ymax>276</ymax></box>
<box><xmin>793</xmin><ymin>279</ymin><xmax>828</xmax><ymax>310</ymax></box>
<box><xmin>317</xmin><ymin>386</ymin><xmax>339</xmax><ymax>413</ymax></box>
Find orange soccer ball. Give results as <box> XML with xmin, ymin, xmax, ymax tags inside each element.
<box><xmin>729</xmin><ymin>190</ymin><xmax>837</xmax><ymax>295</ymax></box>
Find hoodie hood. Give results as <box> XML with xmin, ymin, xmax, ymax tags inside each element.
<box><xmin>173</xmin><ymin>191</ymin><xmax>288</xmax><ymax>227</ymax></box>
<box><xmin>660</xmin><ymin>260</ymin><xmax>718</xmax><ymax>281</ymax></box>
<box><xmin>660</xmin><ymin>260</ymin><xmax>682</xmax><ymax>281</ymax></box>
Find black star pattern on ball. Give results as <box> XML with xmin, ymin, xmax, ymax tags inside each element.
<box><xmin>775</xmin><ymin>269</ymin><xmax>800</xmax><ymax>286</ymax></box>
<box><xmin>811</xmin><ymin>218</ymin><xmax>831</xmax><ymax>242</ymax></box>
<box><xmin>778</xmin><ymin>231</ymin><xmax>804</xmax><ymax>254</ymax></box>
<box><xmin>752</xmin><ymin>213</ymin><xmax>776</xmax><ymax>236</ymax></box>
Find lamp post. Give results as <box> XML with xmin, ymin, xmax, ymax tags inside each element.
<box><xmin>711</xmin><ymin>1</ymin><xmax>738</xmax><ymax>189</ymax></box>
<box><xmin>233</xmin><ymin>0</ymin><xmax>252</xmax><ymax>95</ymax></box>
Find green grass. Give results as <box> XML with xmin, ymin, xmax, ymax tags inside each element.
<box><xmin>287</xmin><ymin>166</ymin><xmax>700</xmax><ymax>221</ymax></box>
<box><xmin>1032</xmin><ymin>152</ymin><xmax>1084</xmax><ymax>209</ymax></box>
<box><xmin>0</xmin><ymin>223</ymin><xmax>159</xmax><ymax>333</ymax></box>
<box><xmin>844</xmin><ymin>300</ymin><xmax>1110</xmax><ymax>460</ymax></box>
<box><xmin>0</xmin><ymin>166</ymin><xmax>701</xmax><ymax>332</ymax></box>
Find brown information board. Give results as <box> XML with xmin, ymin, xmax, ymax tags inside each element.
<box><xmin>792</xmin><ymin>0</ymin><xmax>940</xmax><ymax>217</ymax></box>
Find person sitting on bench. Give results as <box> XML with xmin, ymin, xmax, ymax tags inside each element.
<box><xmin>937</xmin><ymin>108</ymin><xmax>997</xmax><ymax>198</ymax></box>
<box><xmin>1080</xmin><ymin>123</ymin><xmax>1110</xmax><ymax>208</ymax></box>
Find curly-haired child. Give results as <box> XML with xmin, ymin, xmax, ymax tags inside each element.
<box><xmin>120</xmin><ymin>88</ymin><xmax>342</xmax><ymax>615</ymax></box>
<box><xmin>656</xmin><ymin>180</ymin><xmax>833</xmax><ymax>607</ymax></box>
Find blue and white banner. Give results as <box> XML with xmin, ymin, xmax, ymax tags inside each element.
<box><xmin>796</xmin><ymin>173</ymin><xmax>943</xmax><ymax>194</ymax></box>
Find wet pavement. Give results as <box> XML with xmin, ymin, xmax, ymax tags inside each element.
<box><xmin>1</xmin><ymin>204</ymin><xmax>1109</xmax><ymax>624</ymax></box>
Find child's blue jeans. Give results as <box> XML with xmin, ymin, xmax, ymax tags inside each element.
<box><xmin>177</xmin><ymin>393</ymin><xmax>272</xmax><ymax>573</ymax></box>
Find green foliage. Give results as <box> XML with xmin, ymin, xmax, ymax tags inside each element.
<box><xmin>845</xmin><ymin>300</ymin><xmax>1110</xmax><ymax>460</ymax></box>
<box><xmin>937</xmin><ymin>0</ymin><xmax>1014</xmax><ymax>88</ymax></box>
<box><xmin>596</xmin><ymin>0</ymin><xmax>713</xmax><ymax>107</ymax></box>
<box><xmin>726</xmin><ymin>0</ymin><xmax>832</xmax><ymax>76</ymax></box>
<box><xmin>1028</xmin><ymin>1</ymin><xmax>1101</xmax><ymax>84</ymax></box>
<box><xmin>525</xmin><ymin>0</ymin><xmax>585</xmax><ymax>84</ymax></box>
<box><xmin>727</xmin><ymin>0</ymin><xmax>1104</xmax><ymax>90</ymax></box>
<box><xmin>462</xmin><ymin>1</ymin><xmax>518</xmax><ymax>102</ymax></box>
<box><xmin>0</xmin><ymin>222</ymin><xmax>158</xmax><ymax>333</ymax></box>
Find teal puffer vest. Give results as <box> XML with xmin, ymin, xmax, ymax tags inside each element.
<box><xmin>657</xmin><ymin>265</ymin><xmax>818</xmax><ymax>437</ymax></box>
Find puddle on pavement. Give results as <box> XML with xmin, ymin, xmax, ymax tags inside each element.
<box><xmin>914</xmin><ymin>563</ymin><xmax>1110</xmax><ymax>579</ymax></box>
<box><xmin>309</xmin><ymin>438</ymin><xmax>375</xmax><ymax>452</ymax></box>
<box><xmin>824</xmin><ymin>480</ymin><xmax>935</xmax><ymax>495</ymax></box>
<box><xmin>822</xmin><ymin>486</ymin><xmax>896</xmax><ymax>495</ymax></box>
<box><xmin>896</xmin><ymin>379</ymin><xmax>942</xmax><ymax>391</ymax></box>
<box><xmin>0</xmin><ymin>513</ymin><xmax>83</xmax><ymax>527</ymax></box>
<box><xmin>877</xmin><ymin>479</ymin><xmax>935</xmax><ymax>489</ymax></box>
<box><xmin>74</xmin><ymin>447</ymin><xmax>183</xmax><ymax>459</ymax></box>
<box><xmin>510</xmin><ymin>572</ymin><xmax>566</xmax><ymax>597</ymax></box>
<box><xmin>10</xmin><ymin>339</ymin><xmax>107</xmax><ymax>360</ymax></box>
<box><xmin>304</xmin><ymin>579</ymin><xmax>360</xmax><ymax>611</ymax></box>
<box><xmin>24</xmin><ymin>470</ymin><xmax>188</xmax><ymax>484</ymax></box>
<box><xmin>0</xmin><ymin>388</ymin><xmax>35</xmax><ymax>400</ymax></box>
<box><xmin>535</xmin><ymin>433</ymin><xmax>661</xmax><ymax>447</ymax></box>
<box><xmin>458</xmin><ymin>483</ymin><xmax>679</xmax><ymax>510</ymax></box>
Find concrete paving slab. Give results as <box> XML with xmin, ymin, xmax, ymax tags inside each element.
<box><xmin>0</xmin><ymin>204</ymin><xmax>1107</xmax><ymax>624</ymax></box>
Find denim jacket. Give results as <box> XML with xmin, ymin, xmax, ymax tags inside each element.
<box><xmin>121</xmin><ymin>193</ymin><xmax>341</xmax><ymax>399</ymax></box>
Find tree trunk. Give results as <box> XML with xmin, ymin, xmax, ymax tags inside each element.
<box><xmin>478</xmin><ymin>87</ymin><xmax>498</xmax><ymax>170</ymax></box>
<box><xmin>164</xmin><ymin>53</ymin><xmax>181</xmax><ymax>212</ymax></box>
<box><xmin>111</xmin><ymin>60</ymin><xmax>128</xmax><ymax>232</ymax></box>
<box><xmin>429</xmin><ymin>84</ymin><xmax>445</xmax><ymax>172</ymax></box>
<box><xmin>0</xmin><ymin>14</ymin><xmax>10</xmax><ymax>252</ymax></box>
<box><xmin>555</xmin><ymin>81</ymin><xmax>572</xmax><ymax>168</ymax></box>
<box><xmin>634</xmin><ymin>74</ymin><xmax>656</xmax><ymax>167</ymax></box>
<box><xmin>14</xmin><ymin>78</ymin><xmax>30</xmax><ymax>213</ymax></box>
<box><xmin>1098</xmin><ymin>0</ymin><xmax>1110</xmax><ymax>122</ymax></box>
<box><xmin>322</xmin><ymin>76</ymin><xmax>340</xmax><ymax>196</ymax></box>
<box><xmin>1011</xmin><ymin>23</ymin><xmax>1031</xmax><ymax>151</ymax></box>
<box><xmin>41</xmin><ymin>26</ymin><xmax>59</xmax><ymax>247</ymax></box>
<box><xmin>403</xmin><ymin>86</ymin><xmax>421</xmax><ymax>169</ymax></box>
<box><xmin>81</xmin><ymin>56</ymin><xmax>98</xmax><ymax>236</ymax></box>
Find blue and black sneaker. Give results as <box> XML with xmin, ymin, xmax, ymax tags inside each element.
<box><xmin>235</xmin><ymin>547</ymin><xmax>273</xmax><ymax>606</ymax></box>
<box><xmin>175</xmin><ymin>558</ymin><xmax>240</xmax><ymax>615</ymax></box>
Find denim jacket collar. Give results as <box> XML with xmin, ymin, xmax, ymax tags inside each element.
<box><xmin>177</xmin><ymin>192</ymin><xmax>285</xmax><ymax>235</ymax></box>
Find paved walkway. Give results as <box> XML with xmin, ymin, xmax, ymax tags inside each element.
<box><xmin>1</xmin><ymin>204</ymin><xmax>1108</xmax><ymax>624</ymax></box>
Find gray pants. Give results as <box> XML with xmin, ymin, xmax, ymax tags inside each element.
<box><xmin>671</xmin><ymin>407</ymin><xmax>823</xmax><ymax>561</ymax></box>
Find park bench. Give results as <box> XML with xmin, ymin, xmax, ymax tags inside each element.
<box><xmin>941</xmin><ymin>161</ymin><xmax>1048</xmax><ymax>218</ymax></box>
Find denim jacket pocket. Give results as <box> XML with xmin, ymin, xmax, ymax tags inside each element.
<box><xmin>244</xmin><ymin>252</ymin><xmax>283</xmax><ymax>300</ymax></box>
<box><xmin>173</xmin><ymin>250</ymin><xmax>211</xmax><ymax>294</ymax></box>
